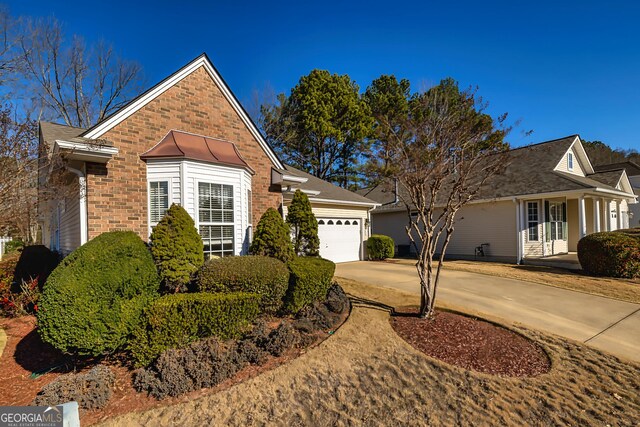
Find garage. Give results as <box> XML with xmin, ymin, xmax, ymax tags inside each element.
<box><xmin>317</xmin><ymin>218</ymin><xmax>362</xmax><ymax>263</ymax></box>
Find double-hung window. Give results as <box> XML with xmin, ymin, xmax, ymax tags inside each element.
<box><xmin>149</xmin><ymin>181</ymin><xmax>169</xmax><ymax>224</ymax></box>
<box><xmin>199</xmin><ymin>182</ymin><xmax>234</xmax><ymax>258</ymax></box>
<box><xmin>567</xmin><ymin>152</ymin><xmax>574</xmax><ymax>170</ymax></box>
<box><xmin>527</xmin><ymin>202</ymin><xmax>539</xmax><ymax>241</ymax></box>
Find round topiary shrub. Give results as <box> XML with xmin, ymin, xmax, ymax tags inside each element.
<box><xmin>249</xmin><ymin>208</ymin><xmax>294</xmax><ymax>262</ymax></box>
<box><xmin>198</xmin><ymin>256</ymin><xmax>289</xmax><ymax>313</ymax></box>
<box><xmin>150</xmin><ymin>204</ymin><xmax>204</xmax><ymax>293</ymax></box>
<box><xmin>578</xmin><ymin>231</ymin><xmax>640</xmax><ymax>278</ymax></box>
<box><xmin>38</xmin><ymin>231</ymin><xmax>160</xmax><ymax>356</ymax></box>
<box><xmin>366</xmin><ymin>234</ymin><xmax>395</xmax><ymax>260</ymax></box>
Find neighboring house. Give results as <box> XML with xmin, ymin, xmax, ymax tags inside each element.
<box><xmin>593</xmin><ymin>161</ymin><xmax>640</xmax><ymax>228</ymax></box>
<box><xmin>361</xmin><ymin>135</ymin><xmax>638</xmax><ymax>264</ymax></box>
<box><xmin>38</xmin><ymin>54</ymin><xmax>378</xmax><ymax>263</ymax></box>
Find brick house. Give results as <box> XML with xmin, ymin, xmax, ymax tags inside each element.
<box><xmin>38</xmin><ymin>54</ymin><xmax>378</xmax><ymax>262</ymax></box>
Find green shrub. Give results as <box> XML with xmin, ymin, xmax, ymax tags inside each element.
<box><xmin>285</xmin><ymin>257</ymin><xmax>336</xmax><ymax>313</ymax></box>
<box><xmin>366</xmin><ymin>235</ymin><xmax>395</xmax><ymax>260</ymax></box>
<box><xmin>286</xmin><ymin>190</ymin><xmax>319</xmax><ymax>256</ymax></box>
<box><xmin>249</xmin><ymin>208</ymin><xmax>294</xmax><ymax>262</ymax></box>
<box><xmin>3</xmin><ymin>239</ymin><xmax>24</xmax><ymax>254</ymax></box>
<box><xmin>150</xmin><ymin>204</ymin><xmax>204</xmax><ymax>293</ymax></box>
<box><xmin>198</xmin><ymin>256</ymin><xmax>289</xmax><ymax>313</ymax></box>
<box><xmin>578</xmin><ymin>231</ymin><xmax>640</xmax><ymax>278</ymax></box>
<box><xmin>129</xmin><ymin>292</ymin><xmax>260</xmax><ymax>367</ymax></box>
<box><xmin>38</xmin><ymin>231</ymin><xmax>160</xmax><ymax>356</ymax></box>
<box><xmin>13</xmin><ymin>245</ymin><xmax>60</xmax><ymax>291</ymax></box>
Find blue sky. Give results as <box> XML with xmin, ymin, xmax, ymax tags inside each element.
<box><xmin>7</xmin><ymin>0</ymin><xmax>640</xmax><ymax>150</ymax></box>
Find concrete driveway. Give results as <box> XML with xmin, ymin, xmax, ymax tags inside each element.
<box><xmin>336</xmin><ymin>261</ymin><xmax>640</xmax><ymax>362</ymax></box>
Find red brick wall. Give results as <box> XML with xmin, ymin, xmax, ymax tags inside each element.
<box><xmin>85</xmin><ymin>66</ymin><xmax>281</xmax><ymax>240</ymax></box>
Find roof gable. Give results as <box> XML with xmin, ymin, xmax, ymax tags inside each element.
<box><xmin>552</xmin><ymin>136</ymin><xmax>594</xmax><ymax>176</ymax></box>
<box><xmin>80</xmin><ymin>53</ymin><xmax>283</xmax><ymax>169</ymax></box>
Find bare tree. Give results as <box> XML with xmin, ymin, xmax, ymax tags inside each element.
<box><xmin>18</xmin><ymin>16</ymin><xmax>143</xmax><ymax>128</ymax></box>
<box><xmin>375</xmin><ymin>78</ymin><xmax>510</xmax><ymax>318</ymax></box>
<box><xmin>0</xmin><ymin>104</ymin><xmax>38</xmax><ymax>241</ymax></box>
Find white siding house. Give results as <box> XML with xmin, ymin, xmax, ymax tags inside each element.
<box><xmin>362</xmin><ymin>135</ymin><xmax>638</xmax><ymax>265</ymax></box>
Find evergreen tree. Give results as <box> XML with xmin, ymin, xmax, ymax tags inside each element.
<box><xmin>150</xmin><ymin>204</ymin><xmax>204</xmax><ymax>293</ymax></box>
<box><xmin>286</xmin><ymin>190</ymin><xmax>320</xmax><ymax>256</ymax></box>
<box><xmin>249</xmin><ymin>208</ymin><xmax>294</xmax><ymax>262</ymax></box>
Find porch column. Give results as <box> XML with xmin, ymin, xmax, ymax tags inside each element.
<box><xmin>540</xmin><ymin>198</ymin><xmax>546</xmax><ymax>257</ymax></box>
<box><xmin>578</xmin><ymin>196</ymin><xmax>587</xmax><ymax>239</ymax></box>
<box><xmin>593</xmin><ymin>198</ymin><xmax>601</xmax><ymax>232</ymax></box>
<box><xmin>616</xmin><ymin>200</ymin><xmax>623</xmax><ymax>230</ymax></box>
<box><xmin>604</xmin><ymin>199</ymin><xmax>612</xmax><ymax>231</ymax></box>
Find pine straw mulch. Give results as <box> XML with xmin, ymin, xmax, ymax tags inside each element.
<box><xmin>97</xmin><ymin>279</ymin><xmax>640</xmax><ymax>427</ymax></box>
<box><xmin>0</xmin><ymin>311</ymin><xmax>348</xmax><ymax>426</ymax></box>
<box><xmin>391</xmin><ymin>308</ymin><xmax>550</xmax><ymax>377</ymax></box>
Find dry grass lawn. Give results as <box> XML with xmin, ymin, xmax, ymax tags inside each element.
<box><xmin>98</xmin><ymin>278</ymin><xmax>640</xmax><ymax>427</ymax></box>
<box><xmin>390</xmin><ymin>258</ymin><xmax>640</xmax><ymax>304</ymax></box>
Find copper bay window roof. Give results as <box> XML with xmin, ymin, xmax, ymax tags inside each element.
<box><xmin>140</xmin><ymin>130</ymin><xmax>254</xmax><ymax>173</ymax></box>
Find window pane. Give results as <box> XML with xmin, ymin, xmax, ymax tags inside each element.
<box><xmin>150</xmin><ymin>181</ymin><xmax>169</xmax><ymax>223</ymax></box>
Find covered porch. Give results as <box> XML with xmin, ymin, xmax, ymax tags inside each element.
<box><xmin>516</xmin><ymin>191</ymin><xmax>635</xmax><ymax>268</ymax></box>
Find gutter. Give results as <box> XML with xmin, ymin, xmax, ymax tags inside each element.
<box><xmin>66</xmin><ymin>165</ymin><xmax>88</xmax><ymax>245</ymax></box>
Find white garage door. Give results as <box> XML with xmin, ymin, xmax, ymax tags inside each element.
<box><xmin>317</xmin><ymin>218</ymin><xmax>361</xmax><ymax>263</ymax></box>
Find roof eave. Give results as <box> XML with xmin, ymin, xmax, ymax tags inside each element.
<box><xmin>55</xmin><ymin>140</ymin><xmax>118</xmax><ymax>164</ymax></box>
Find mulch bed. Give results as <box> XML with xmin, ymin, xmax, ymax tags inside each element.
<box><xmin>391</xmin><ymin>308</ymin><xmax>551</xmax><ymax>377</ymax></box>
<box><xmin>0</xmin><ymin>309</ymin><xmax>349</xmax><ymax>426</ymax></box>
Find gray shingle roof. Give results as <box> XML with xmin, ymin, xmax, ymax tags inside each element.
<box><xmin>594</xmin><ymin>161</ymin><xmax>640</xmax><ymax>177</ymax></box>
<box><xmin>40</xmin><ymin>121</ymin><xmax>86</xmax><ymax>143</ymax></box>
<box><xmin>362</xmin><ymin>135</ymin><xmax>633</xmax><ymax>213</ymax></box>
<box><xmin>282</xmin><ymin>165</ymin><xmax>378</xmax><ymax>206</ymax></box>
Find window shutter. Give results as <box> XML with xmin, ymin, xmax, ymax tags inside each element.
<box><xmin>562</xmin><ymin>202</ymin><xmax>568</xmax><ymax>240</ymax></box>
<box><xmin>544</xmin><ymin>201</ymin><xmax>550</xmax><ymax>242</ymax></box>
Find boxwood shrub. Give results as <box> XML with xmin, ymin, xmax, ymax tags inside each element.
<box><xmin>198</xmin><ymin>256</ymin><xmax>289</xmax><ymax>313</ymax></box>
<box><xmin>129</xmin><ymin>292</ymin><xmax>260</xmax><ymax>367</ymax></box>
<box><xmin>285</xmin><ymin>257</ymin><xmax>335</xmax><ymax>314</ymax></box>
<box><xmin>366</xmin><ymin>235</ymin><xmax>395</xmax><ymax>260</ymax></box>
<box><xmin>37</xmin><ymin>231</ymin><xmax>160</xmax><ymax>356</ymax></box>
<box><xmin>578</xmin><ymin>230</ymin><xmax>640</xmax><ymax>278</ymax></box>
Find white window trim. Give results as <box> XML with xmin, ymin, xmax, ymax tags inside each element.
<box><xmin>196</xmin><ymin>181</ymin><xmax>236</xmax><ymax>258</ymax></box>
<box><xmin>147</xmin><ymin>178</ymin><xmax>173</xmax><ymax>235</ymax></box>
<box><xmin>527</xmin><ymin>201</ymin><xmax>539</xmax><ymax>242</ymax></box>
<box><xmin>568</xmin><ymin>152</ymin><xmax>574</xmax><ymax>171</ymax></box>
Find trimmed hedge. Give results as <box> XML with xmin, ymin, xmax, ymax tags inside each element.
<box><xmin>198</xmin><ymin>256</ymin><xmax>289</xmax><ymax>313</ymax></box>
<box><xmin>129</xmin><ymin>292</ymin><xmax>260</xmax><ymax>367</ymax></box>
<box><xmin>285</xmin><ymin>257</ymin><xmax>335</xmax><ymax>314</ymax></box>
<box><xmin>38</xmin><ymin>231</ymin><xmax>160</xmax><ymax>356</ymax></box>
<box><xmin>578</xmin><ymin>231</ymin><xmax>640</xmax><ymax>278</ymax></box>
<box><xmin>366</xmin><ymin>235</ymin><xmax>395</xmax><ymax>260</ymax></box>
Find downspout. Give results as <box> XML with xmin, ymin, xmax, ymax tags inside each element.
<box><xmin>66</xmin><ymin>165</ymin><xmax>88</xmax><ymax>245</ymax></box>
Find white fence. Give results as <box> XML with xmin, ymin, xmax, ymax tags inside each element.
<box><xmin>0</xmin><ymin>237</ymin><xmax>11</xmax><ymax>260</ymax></box>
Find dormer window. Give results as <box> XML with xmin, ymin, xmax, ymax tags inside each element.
<box><xmin>567</xmin><ymin>152</ymin><xmax>574</xmax><ymax>170</ymax></box>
